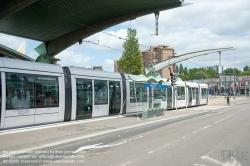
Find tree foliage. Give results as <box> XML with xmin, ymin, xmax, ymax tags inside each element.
<box><xmin>239</xmin><ymin>71</ymin><xmax>250</xmax><ymax>76</ymax></box>
<box><xmin>179</xmin><ymin>74</ymin><xmax>189</xmax><ymax>81</ymax></box>
<box><xmin>175</xmin><ymin>65</ymin><xmax>179</xmax><ymax>73</ymax></box>
<box><xmin>176</xmin><ymin>63</ymin><xmax>248</xmax><ymax>81</ymax></box>
<box><xmin>224</xmin><ymin>68</ymin><xmax>242</xmax><ymax>75</ymax></box>
<box><xmin>118</xmin><ymin>28</ymin><xmax>142</xmax><ymax>75</ymax></box>
<box><xmin>179</xmin><ymin>64</ymin><xmax>184</xmax><ymax>75</ymax></box>
<box><xmin>243</xmin><ymin>65</ymin><xmax>250</xmax><ymax>72</ymax></box>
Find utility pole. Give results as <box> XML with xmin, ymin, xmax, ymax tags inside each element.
<box><xmin>224</xmin><ymin>71</ymin><xmax>226</xmax><ymax>95</ymax></box>
<box><xmin>170</xmin><ymin>68</ymin><xmax>177</xmax><ymax>111</ymax></box>
<box><xmin>245</xmin><ymin>82</ymin><xmax>246</xmax><ymax>98</ymax></box>
<box><xmin>229</xmin><ymin>75</ymin><xmax>231</xmax><ymax>96</ymax></box>
<box><xmin>218</xmin><ymin>51</ymin><xmax>221</xmax><ymax>95</ymax></box>
<box><xmin>210</xmin><ymin>67</ymin><xmax>212</xmax><ymax>97</ymax></box>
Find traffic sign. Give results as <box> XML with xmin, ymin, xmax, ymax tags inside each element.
<box><xmin>144</xmin><ymin>83</ymin><xmax>168</xmax><ymax>88</ymax></box>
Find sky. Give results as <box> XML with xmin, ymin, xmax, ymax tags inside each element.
<box><xmin>0</xmin><ymin>0</ymin><xmax>249</xmax><ymax>72</ymax></box>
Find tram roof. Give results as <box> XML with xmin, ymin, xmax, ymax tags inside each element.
<box><xmin>0</xmin><ymin>57</ymin><xmax>63</xmax><ymax>73</ymax></box>
<box><xmin>67</xmin><ymin>66</ymin><xmax>122</xmax><ymax>79</ymax></box>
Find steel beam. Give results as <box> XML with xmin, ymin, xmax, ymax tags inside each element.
<box><xmin>46</xmin><ymin>4</ymin><xmax>186</xmax><ymax>56</ymax></box>
<box><xmin>0</xmin><ymin>0</ymin><xmax>38</xmax><ymax>21</ymax></box>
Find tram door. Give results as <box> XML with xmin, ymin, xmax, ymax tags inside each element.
<box><xmin>76</xmin><ymin>79</ymin><xmax>92</xmax><ymax>119</ymax></box>
<box><xmin>196</xmin><ymin>88</ymin><xmax>199</xmax><ymax>105</ymax></box>
<box><xmin>188</xmin><ymin>87</ymin><xmax>192</xmax><ymax>106</ymax></box>
<box><xmin>109</xmin><ymin>81</ymin><xmax>121</xmax><ymax>115</ymax></box>
<box><xmin>167</xmin><ymin>87</ymin><xmax>172</xmax><ymax>109</ymax></box>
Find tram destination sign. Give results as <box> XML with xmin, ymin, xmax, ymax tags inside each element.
<box><xmin>144</xmin><ymin>83</ymin><xmax>168</xmax><ymax>88</ymax></box>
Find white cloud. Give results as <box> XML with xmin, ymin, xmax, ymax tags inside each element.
<box><xmin>104</xmin><ymin>59</ymin><xmax>114</xmax><ymax>65</ymax></box>
<box><xmin>56</xmin><ymin>46</ymin><xmax>91</xmax><ymax>67</ymax></box>
<box><xmin>0</xmin><ymin>34</ymin><xmax>24</xmax><ymax>50</ymax></box>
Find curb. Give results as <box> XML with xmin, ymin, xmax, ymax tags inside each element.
<box><xmin>0</xmin><ymin>110</ymin><xmax>208</xmax><ymax>159</ymax></box>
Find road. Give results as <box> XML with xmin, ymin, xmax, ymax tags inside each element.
<box><xmin>1</xmin><ymin>104</ymin><xmax>250</xmax><ymax>166</ymax></box>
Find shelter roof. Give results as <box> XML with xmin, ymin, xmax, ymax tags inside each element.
<box><xmin>0</xmin><ymin>44</ymin><xmax>34</xmax><ymax>61</ymax></box>
<box><xmin>0</xmin><ymin>0</ymin><xmax>186</xmax><ymax>55</ymax></box>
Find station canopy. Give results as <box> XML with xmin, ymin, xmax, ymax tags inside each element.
<box><xmin>0</xmin><ymin>0</ymin><xmax>186</xmax><ymax>56</ymax></box>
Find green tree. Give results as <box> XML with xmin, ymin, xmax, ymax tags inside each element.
<box><xmin>179</xmin><ymin>74</ymin><xmax>189</xmax><ymax>81</ymax></box>
<box><xmin>194</xmin><ymin>71</ymin><xmax>209</xmax><ymax>79</ymax></box>
<box><xmin>179</xmin><ymin>63</ymin><xmax>184</xmax><ymax>75</ymax></box>
<box><xmin>175</xmin><ymin>65</ymin><xmax>179</xmax><ymax>74</ymax></box>
<box><xmin>183</xmin><ymin>67</ymin><xmax>188</xmax><ymax>75</ymax></box>
<box><xmin>224</xmin><ymin>68</ymin><xmax>242</xmax><ymax>75</ymax></box>
<box><xmin>239</xmin><ymin>71</ymin><xmax>250</xmax><ymax>76</ymax></box>
<box><xmin>243</xmin><ymin>65</ymin><xmax>250</xmax><ymax>72</ymax></box>
<box><xmin>118</xmin><ymin>28</ymin><xmax>142</xmax><ymax>75</ymax></box>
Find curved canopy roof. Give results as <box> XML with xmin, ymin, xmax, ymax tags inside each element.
<box><xmin>0</xmin><ymin>0</ymin><xmax>186</xmax><ymax>55</ymax></box>
<box><xmin>145</xmin><ymin>47</ymin><xmax>235</xmax><ymax>75</ymax></box>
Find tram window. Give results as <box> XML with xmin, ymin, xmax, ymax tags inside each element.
<box><xmin>36</xmin><ymin>76</ymin><xmax>59</xmax><ymax>108</ymax></box>
<box><xmin>76</xmin><ymin>79</ymin><xmax>92</xmax><ymax>104</ymax></box>
<box><xmin>154</xmin><ymin>88</ymin><xmax>166</xmax><ymax>101</ymax></box>
<box><xmin>192</xmin><ymin>87</ymin><xmax>196</xmax><ymax>99</ymax></box>
<box><xmin>129</xmin><ymin>82</ymin><xmax>136</xmax><ymax>103</ymax></box>
<box><xmin>94</xmin><ymin>80</ymin><xmax>108</xmax><ymax>105</ymax></box>
<box><xmin>177</xmin><ymin>87</ymin><xmax>185</xmax><ymax>100</ymax></box>
<box><xmin>129</xmin><ymin>83</ymin><xmax>147</xmax><ymax>103</ymax></box>
<box><xmin>5</xmin><ymin>73</ymin><xmax>35</xmax><ymax>110</ymax></box>
<box><xmin>201</xmin><ymin>88</ymin><xmax>207</xmax><ymax>99</ymax></box>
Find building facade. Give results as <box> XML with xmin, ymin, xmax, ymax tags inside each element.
<box><xmin>141</xmin><ymin>45</ymin><xmax>175</xmax><ymax>78</ymax></box>
<box><xmin>114</xmin><ymin>60</ymin><xmax>120</xmax><ymax>73</ymax></box>
<box><xmin>190</xmin><ymin>75</ymin><xmax>250</xmax><ymax>95</ymax></box>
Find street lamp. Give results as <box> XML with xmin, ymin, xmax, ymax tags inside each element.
<box><xmin>214</xmin><ymin>83</ymin><xmax>217</xmax><ymax>98</ymax></box>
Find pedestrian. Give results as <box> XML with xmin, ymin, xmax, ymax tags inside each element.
<box><xmin>226</xmin><ymin>94</ymin><xmax>230</xmax><ymax>105</ymax></box>
<box><xmin>248</xmin><ymin>91</ymin><xmax>250</xmax><ymax>97</ymax></box>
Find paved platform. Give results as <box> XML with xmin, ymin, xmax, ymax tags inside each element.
<box><xmin>208</xmin><ymin>95</ymin><xmax>249</xmax><ymax>106</ymax></box>
<box><xmin>0</xmin><ymin>96</ymin><xmax>248</xmax><ymax>159</ymax></box>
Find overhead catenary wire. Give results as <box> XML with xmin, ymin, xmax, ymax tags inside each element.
<box><xmin>83</xmin><ymin>40</ymin><xmax>123</xmax><ymax>52</ymax></box>
<box><xmin>61</xmin><ymin>17</ymin><xmax>149</xmax><ymax>48</ymax></box>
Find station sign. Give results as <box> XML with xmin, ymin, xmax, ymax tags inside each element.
<box><xmin>144</xmin><ymin>83</ymin><xmax>168</xmax><ymax>88</ymax></box>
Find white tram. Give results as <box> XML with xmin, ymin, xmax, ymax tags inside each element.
<box><xmin>0</xmin><ymin>58</ymin><xmax>208</xmax><ymax>129</ymax></box>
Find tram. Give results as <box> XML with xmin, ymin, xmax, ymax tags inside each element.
<box><xmin>0</xmin><ymin>58</ymin><xmax>208</xmax><ymax>129</ymax></box>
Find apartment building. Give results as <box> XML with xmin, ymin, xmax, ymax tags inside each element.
<box><xmin>141</xmin><ymin>45</ymin><xmax>176</xmax><ymax>78</ymax></box>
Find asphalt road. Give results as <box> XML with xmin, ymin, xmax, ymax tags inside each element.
<box><xmin>1</xmin><ymin>104</ymin><xmax>250</xmax><ymax>166</ymax></box>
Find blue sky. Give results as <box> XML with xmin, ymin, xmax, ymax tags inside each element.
<box><xmin>0</xmin><ymin>0</ymin><xmax>249</xmax><ymax>73</ymax></box>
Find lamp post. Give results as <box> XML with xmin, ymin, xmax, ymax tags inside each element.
<box><xmin>224</xmin><ymin>70</ymin><xmax>226</xmax><ymax>95</ymax></box>
<box><xmin>214</xmin><ymin>83</ymin><xmax>217</xmax><ymax>98</ymax></box>
<box><xmin>210</xmin><ymin>68</ymin><xmax>212</xmax><ymax>97</ymax></box>
<box><xmin>245</xmin><ymin>82</ymin><xmax>246</xmax><ymax>98</ymax></box>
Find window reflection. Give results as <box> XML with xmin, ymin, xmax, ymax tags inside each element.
<box><xmin>201</xmin><ymin>88</ymin><xmax>207</xmax><ymax>99</ymax></box>
<box><xmin>94</xmin><ymin>80</ymin><xmax>108</xmax><ymax>105</ymax></box>
<box><xmin>6</xmin><ymin>73</ymin><xmax>35</xmax><ymax>110</ymax></box>
<box><xmin>36</xmin><ymin>76</ymin><xmax>59</xmax><ymax>108</ymax></box>
<box><xmin>109</xmin><ymin>81</ymin><xmax>121</xmax><ymax>114</ymax></box>
<box><xmin>167</xmin><ymin>88</ymin><xmax>172</xmax><ymax>108</ymax></box>
<box><xmin>192</xmin><ymin>87</ymin><xmax>196</xmax><ymax>99</ymax></box>
<box><xmin>177</xmin><ymin>86</ymin><xmax>185</xmax><ymax>100</ymax></box>
<box><xmin>76</xmin><ymin>79</ymin><xmax>92</xmax><ymax>118</ymax></box>
<box><xmin>154</xmin><ymin>88</ymin><xmax>166</xmax><ymax>108</ymax></box>
<box><xmin>129</xmin><ymin>83</ymin><xmax>147</xmax><ymax>103</ymax></box>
